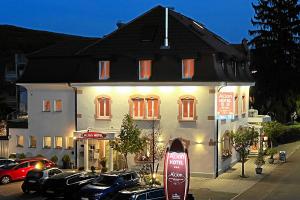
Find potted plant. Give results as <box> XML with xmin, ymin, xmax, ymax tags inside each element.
<box><xmin>51</xmin><ymin>155</ymin><xmax>58</xmax><ymax>164</ymax></box>
<box><xmin>62</xmin><ymin>154</ymin><xmax>71</xmax><ymax>169</ymax></box>
<box><xmin>266</xmin><ymin>148</ymin><xmax>278</xmax><ymax>164</ymax></box>
<box><xmin>254</xmin><ymin>150</ymin><xmax>265</xmax><ymax>174</ymax></box>
<box><xmin>100</xmin><ymin>158</ymin><xmax>108</xmax><ymax>173</ymax></box>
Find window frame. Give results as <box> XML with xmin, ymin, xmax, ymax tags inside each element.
<box><xmin>145</xmin><ymin>96</ymin><xmax>160</xmax><ymax>120</ymax></box>
<box><xmin>29</xmin><ymin>135</ymin><xmax>37</xmax><ymax>148</ymax></box>
<box><xmin>42</xmin><ymin>100</ymin><xmax>51</xmax><ymax>112</ymax></box>
<box><xmin>178</xmin><ymin>95</ymin><xmax>197</xmax><ymax>121</ymax></box>
<box><xmin>66</xmin><ymin>136</ymin><xmax>74</xmax><ymax>149</ymax></box>
<box><xmin>221</xmin><ymin>131</ymin><xmax>232</xmax><ymax>160</ymax></box>
<box><xmin>16</xmin><ymin>135</ymin><xmax>24</xmax><ymax>147</ymax></box>
<box><xmin>98</xmin><ymin>60</ymin><xmax>110</xmax><ymax>80</ymax></box>
<box><xmin>43</xmin><ymin>136</ymin><xmax>52</xmax><ymax>149</ymax></box>
<box><xmin>234</xmin><ymin>95</ymin><xmax>239</xmax><ymax>116</ymax></box>
<box><xmin>95</xmin><ymin>95</ymin><xmax>112</xmax><ymax>120</ymax></box>
<box><xmin>130</xmin><ymin>96</ymin><xmax>145</xmax><ymax>120</ymax></box>
<box><xmin>54</xmin><ymin>99</ymin><xmax>62</xmax><ymax>112</ymax></box>
<box><xmin>182</xmin><ymin>59</ymin><xmax>195</xmax><ymax>79</ymax></box>
<box><xmin>139</xmin><ymin>60</ymin><xmax>152</xmax><ymax>80</ymax></box>
<box><xmin>54</xmin><ymin>136</ymin><xmax>63</xmax><ymax>149</ymax></box>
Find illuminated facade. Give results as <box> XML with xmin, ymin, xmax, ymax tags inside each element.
<box><xmin>11</xmin><ymin>6</ymin><xmax>254</xmax><ymax>177</ymax></box>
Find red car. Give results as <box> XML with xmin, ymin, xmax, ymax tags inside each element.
<box><xmin>0</xmin><ymin>158</ymin><xmax>56</xmax><ymax>184</ymax></box>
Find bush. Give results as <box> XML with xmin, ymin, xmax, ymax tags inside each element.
<box><xmin>254</xmin><ymin>151</ymin><xmax>265</xmax><ymax>167</ymax></box>
<box><xmin>35</xmin><ymin>154</ymin><xmax>44</xmax><ymax>157</ymax></box>
<box><xmin>62</xmin><ymin>154</ymin><xmax>71</xmax><ymax>169</ymax></box>
<box><xmin>266</xmin><ymin>148</ymin><xmax>278</xmax><ymax>158</ymax></box>
<box><xmin>50</xmin><ymin>155</ymin><xmax>58</xmax><ymax>163</ymax></box>
<box><xmin>274</xmin><ymin>125</ymin><xmax>300</xmax><ymax>144</ymax></box>
<box><xmin>18</xmin><ymin>153</ymin><xmax>26</xmax><ymax>159</ymax></box>
<box><xmin>9</xmin><ymin>154</ymin><xmax>16</xmax><ymax>159</ymax></box>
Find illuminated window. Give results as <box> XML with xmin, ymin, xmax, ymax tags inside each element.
<box><xmin>234</xmin><ymin>95</ymin><xmax>239</xmax><ymax>115</ymax></box>
<box><xmin>43</xmin><ymin>136</ymin><xmax>52</xmax><ymax>149</ymax></box>
<box><xmin>54</xmin><ymin>99</ymin><xmax>62</xmax><ymax>112</ymax></box>
<box><xmin>242</xmin><ymin>95</ymin><xmax>246</xmax><ymax>113</ymax></box>
<box><xmin>182</xmin><ymin>59</ymin><xmax>195</xmax><ymax>79</ymax></box>
<box><xmin>66</xmin><ymin>137</ymin><xmax>74</xmax><ymax>149</ymax></box>
<box><xmin>17</xmin><ymin>135</ymin><xmax>24</xmax><ymax>147</ymax></box>
<box><xmin>99</xmin><ymin>61</ymin><xmax>110</xmax><ymax>80</ymax></box>
<box><xmin>146</xmin><ymin>97</ymin><xmax>159</xmax><ymax>119</ymax></box>
<box><xmin>131</xmin><ymin>97</ymin><xmax>145</xmax><ymax>119</ymax></box>
<box><xmin>139</xmin><ymin>60</ymin><xmax>151</xmax><ymax>80</ymax></box>
<box><xmin>95</xmin><ymin>96</ymin><xmax>111</xmax><ymax>119</ymax></box>
<box><xmin>178</xmin><ymin>96</ymin><xmax>197</xmax><ymax>121</ymax></box>
<box><xmin>55</xmin><ymin>136</ymin><xmax>63</xmax><ymax>149</ymax></box>
<box><xmin>221</xmin><ymin>132</ymin><xmax>232</xmax><ymax>159</ymax></box>
<box><xmin>29</xmin><ymin>136</ymin><xmax>37</xmax><ymax>148</ymax></box>
<box><xmin>42</xmin><ymin>100</ymin><xmax>51</xmax><ymax>112</ymax></box>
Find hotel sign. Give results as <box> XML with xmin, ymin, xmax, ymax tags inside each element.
<box><xmin>164</xmin><ymin>138</ymin><xmax>189</xmax><ymax>200</ymax></box>
<box><xmin>81</xmin><ymin>132</ymin><xmax>107</xmax><ymax>139</ymax></box>
<box><xmin>217</xmin><ymin>92</ymin><xmax>234</xmax><ymax>117</ymax></box>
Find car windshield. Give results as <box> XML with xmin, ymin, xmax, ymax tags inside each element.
<box><xmin>27</xmin><ymin>170</ymin><xmax>43</xmax><ymax>178</ymax></box>
<box><xmin>92</xmin><ymin>175</ymin><xmax>117</xmax><ymax>186</ymax></box>
<box><xmin>1</xmin><ymin>164</ymin><xmax>17</xmax><ymax>169</ymax></box>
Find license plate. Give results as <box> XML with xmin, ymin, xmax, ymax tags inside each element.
<box><xmin>28</xmin><ymin>180</ymin><xmax>36</xmax><ymax>183</ymax></box>
<box><xmin>47</xmin><ymin>190</ymin><xmax>55</xmax><ymax>194</ymax></box>
<box><xmin>81</xmin><ymin>198</ymin><xmax>89</xmax><ymax>200</ymax></box>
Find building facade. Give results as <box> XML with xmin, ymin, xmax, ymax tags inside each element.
<box><xmin>10</xmin><ymin>6</ymin><xmax>254</xmax><ymax>177</ymax></box>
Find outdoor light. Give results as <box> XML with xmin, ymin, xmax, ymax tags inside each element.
<box><xmin>73</xmin><ymin>136</ymin><xmax>77</xmax><ymax>140</ymax></box>
<box><xmin>35</xmin><ymin>162</ymin><xmax>43</xmax><ymax>170</ymax></box>
<box><xmin>251</xmin><ymin>70</ymin><xmax>258</xmax><ymax>74</ymax></box>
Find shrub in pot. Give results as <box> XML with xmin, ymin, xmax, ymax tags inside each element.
<box><xmin>255</xmin><ymin>150</ymin><xmax>265</xmax><ymax>174</ymax></box>
<box><xmin>18</xmin><ymin>153</ymin><xmax>26</xmax><ymax>159</ymax></box>
<box><xmin>62</xmin><ymin>154</ymin><xmax>71</xmax><ymax>169</ymax></box>
<box><xmin>51</xmin><ymin>155</ymin><xmax>58</xmax><ymax>164</ymax></box>
<box><xmin>266</xmin><ymin>148</ymin><xmax>278</xmax><ymax>164</ymax></box>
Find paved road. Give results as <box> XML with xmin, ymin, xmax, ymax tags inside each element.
<box><xmin>233</xmin><ymin>147</ymin><xmax>300</xmax><ymax>200</ymax></box>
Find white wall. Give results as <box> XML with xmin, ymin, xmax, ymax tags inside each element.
<box><xmin>18</xmin><ymin>84</ymin><xmax>76</xmax><ymax>166</ymax></box>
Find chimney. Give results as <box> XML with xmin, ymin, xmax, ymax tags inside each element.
<box><xmin>161</xmin><ymin>7</ymin><xmax>170</xmax><ymax>49</ymax></box>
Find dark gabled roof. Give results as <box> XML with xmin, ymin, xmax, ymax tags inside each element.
<box><xmin>19</xmin><ymin>5</ymin><xmax>253</xmax><ymax>84</ymax></box>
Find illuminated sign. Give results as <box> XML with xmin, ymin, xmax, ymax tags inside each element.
<box><xmin>164</xmin><ymin>138</ymin><xmax>189</xmax><ymax>200</ymax></box>
<box><xmin>217</xmin><ymin>92</ymin><xmax>234</xmax><ymax>117</ymax></box>
<box><xmin>81</xmin><ymin>132</ymin><xmax>107</xmax><ymax>139</ymax></box>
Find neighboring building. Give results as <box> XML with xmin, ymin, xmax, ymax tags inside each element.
<box><xmin>11</xmin><ymin>6</ymin><xmax>253</xmax><ymax>177</ymax></box>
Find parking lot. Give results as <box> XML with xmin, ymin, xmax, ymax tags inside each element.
<box><xmin>0</xmin><ymin>181</ymin><xmax>44</xmax><ymax>200</ymax></box>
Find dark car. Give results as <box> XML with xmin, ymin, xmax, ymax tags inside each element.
<box><xmin>21</xmin><ymin>168</ymin><xmax>63</xmax><ymax>193</ymax></box>
<box><xmin>0</xmin><ymin>159</ymin><xmax>18</xmax><ymax>168</ymax></box>
<box><xmin>42</xmin><ymin>171</ymin><xmax>98</xmax><ymax>199</ymax></box>
<box><xmin>79</xmin><ymin>171</ymin><xmax>139</xmax><ymax>200</ymax></box>
<box><xmin>109</xmin><ymin>186</ymin><xmax>165</xmax><ymax>200</ymax></box>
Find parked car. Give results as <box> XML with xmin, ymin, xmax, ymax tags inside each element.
<box><xmin>108</xmin><ymin>186</ymin><xmax>165</xmax><ymax>200</ymax></box>
<box><xmin>18</xmin><ymin>157</ymin><xmax>56</xmax><ymax>169</ymax></box>
<box><xmin>0</xmin><ymin>157</ymin><xmax>55</xmax><ymax>184</ymax></box>
<box><xmin>21</xmin><ymin>168</ymin><xmax>63</xmax><ymax>193</ymax></box>
<box><xmin>0</xmin><ymin>159</ymin><xmax>18</xmax><ymax>168</ymax></box>
<box><xmin>79</xmin><ymin>171</ymin><xmax>139</xmax><ymax>200</ymax></box>
<box><xmin>42</xmin><ymin>171</ymin><xmax>98</xmax><ymax>199</ymax></box>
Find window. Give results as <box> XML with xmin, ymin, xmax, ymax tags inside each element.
<box><xmin>17</xmin><ymin>135</ymin><xmax>24</xmax><ymax>147</ymax></box>
<box><xmin>43</xmin><ymin>136</ymin><xmax>52</xmax><ymax>148</ymax></box>
<box><xmin>29</xmin><ymin>136</ymin><xmax>37</xmax><ymax>148</ymax></box>
<box><xmin>139</xmin><ymin>60</ymin><xmax>151</xmax><ymax>80</ymax></box>
<box><xmin>54</xmin><ymin>99</ymin><xmax>62</xmax><ymax>112</ymax></box>
<box><xmin>95</xmin><ymin>96</ymin><xmax>111</xmax><ymax>119</ymax></box>
<box><xmin>15</xmin><ymin>162</ymin><xmax>29</xmax><ymax>170</ymax></box>
<box><xmin>55</xmin><ymin>136</ymin><xmax>63</xmax><ymax>149</ymax></box>
<box><xmin>242</xmin><ymin>95</ymin><xmax>246</xmax><ymax>113</ymax></box>
<box><xmin>234</xmin><ymin>95</ymin><xmax>239</xmax><ymax>115</ymax></box>
<box><xmin>66</xmin><ymin>137</ymin><xmax>74</xmax><ymax>149</ymax></box>
<box><xmin>178</xmin><ymin>96</ymin><xmax>197</xmax><ymax>121</ymax></box>
<box><xmin>99</xmin><ymin>61</ymin><xmax>110</xmax><ymax>80</ymax></box>
<box><xmin>221</xmin><ymin>132</ymin><xmax>232</xmax><ymax>159</ymax></box>
<box><xmin>42</xmin><ymin>100</ymin><xmax>51</xmax><ymax>112</ymax></box>
<box><xmin>146</xmin><ymin>97</ymin><xmax>159</xmax><ymax>119</ymax></box>
<box><xmin>182</xmin><ymin>59</ymin><xmax>195</xmax><ymax>79</ymax></box>
<box><xmin>131</xmin><ymin>97</ymin><xmax>145</xmax><ymax>119</ymax></box>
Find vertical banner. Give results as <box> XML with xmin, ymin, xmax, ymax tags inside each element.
<box><xmin>164</xmin><ymin>138</ymin><xmax>189</xmax><ymax>200</ymax></box>
<box><xmin>217</xmin><ymin>92</ymin><xmax>234</xmax><ymax>118</ymax></box>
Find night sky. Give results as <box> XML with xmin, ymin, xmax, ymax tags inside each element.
<box><xmin>0</xmin><ymin>0</ymin><xmax>257</xmax><ymax>43</ymax></box>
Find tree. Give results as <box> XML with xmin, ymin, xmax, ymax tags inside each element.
<box><xmin>110</xmin><ymin>114</ymin><xmax>145</xmax><ymax>169</ymax></box>
<box><xmin>262</xmin><ymin>121</ymin><xmax>284</xmax><ymax>148</ymax></box>
<box><xmin>249</xmin><ymin>0</ymin><xmax>300</xmax><ymax>122</ymax></box>
<box><xmin>230</xmin><ymin>127</ymin><xmax>258</xmax><ymax>178</ymax></box>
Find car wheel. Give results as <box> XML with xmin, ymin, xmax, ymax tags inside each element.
<box><xmin>0</xmin><ymin>176</ymin><xmax>11</xmax><ymax>184</ymax></box>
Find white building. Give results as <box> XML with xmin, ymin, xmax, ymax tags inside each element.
<box><xmin>10</xmin><ymin>6</ymin><xmax>254</xmax><ymax>177</ymax></box>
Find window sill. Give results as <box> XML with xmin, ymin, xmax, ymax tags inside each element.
<box><xmin>65</xmin><ymin>147</ymin><xmax>73</xmax><ymax>150</ymax></box>
<box><xmin>133</xmin><ymin>117</ymin><xmax>161</xmax><ymax>121</ymax></box>
<box><xmin>55</xmin><ymin>147</ymin><xmax>63</xmax><ymax>150</ymax></box>
<box><xmin>16</xmin><ymin>145</ymin><xmax>24</xmax><ymax>148</ymax></box>
<box><xmin>29</xmin><ymin>146</ymin><xmax>36</xmax><ymax>148</ymax></box>
<box><xmin>43</xmin><ymin>147</ymin><xmax>51</xmax><ymax>149</ymax></box>
<box><xmin>178</xmin><ymin>119</ymin><xmax>197</xmax><ymax>122</ymax></box>
<box><xmin>95</xmin><ymin>117</ymin><xmax>111</xmax><ymax>121</ymax></box>
<box><xmin>42</xmin><ymin>111</ymin><xmax>51</xmax><ymax>112</ymax></box>
<box><xmin>54</xmin><ymin>110</ymin><xmax>62</xmax><ymax>112</ymax></box>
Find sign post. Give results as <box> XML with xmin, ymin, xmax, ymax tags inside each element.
<box><xmin>164</xmin><ymin>138</ymin><xmax>190</xmax><ymax>200</ymax></box>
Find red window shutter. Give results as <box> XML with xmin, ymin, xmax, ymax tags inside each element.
<box><xmin>189</xmin><ymin>59</ymin><xmax>194</xmax><ymax>78</ymax></box>
<box><xmin>178</xmin><ymin>100</ymin><xmax>182</xmax><ymax>120</ymax></box>
<box><xmin>146</xmin><ymin>60</ymin><xmax>151</xmax><ymax>78</ymax></box>
<box><xmin>140</xmin><ymin>62</ymin><xmax>145</xmax><ymax>79</ymax></box>
<box><xmin>183</xmin><ymin>60</ymin><xmax>189</xmax><ymax>78</ymax></box>
<box><xmin>147</xmin><ymin>99</ymin><xmax>152</xmax><ymax>117</ymax></box>
<box><xmin>183</xmin><ymin>100</ymin><xmax>188</xmax><ymax>117</ymax></box>
<box><xmin>133</xmin><ymin>99</ymin><xmax>139</xmax><ymax>117</ymax></box>
<box><xmin>140</xmin><ymin>99</ymin><xmax>145</xmax><ymax>117</ymax></box>
<box><xmin>235</xmin><ymin>96</ymin><xmax>238</xmax><ymax>115</ymax></box>
<box><xmin>129</xmin><ymin>100</ymin><xmax>133</xmax><ymax>117</ymax></box>
<box><xmin>100</xmin><ymin>62</ymin><xmax>105</xmax><ymax>78</ymax></box>
<box><xmin>105</xmin><ymin>98</ymin><xmax>110</xmax><ymax>116</ymax></box>
<box><xmin>154</xmin><ymin>99</ymin><xmax>158</xmax><ymax>118</ymax></box>
<box><xmin>189</xmin><ymin>99</ymin><xmax>194</xmax><ymax>118</ymax></box>
<box><xmin>99</xmin><ymin>98</ymin><xmax>104</xmax><ymax>116</ymax></box>
<box><xmin>105</xmin><ymin>61</ymin><xmax>110</xmax><ymax>78</ymax></box>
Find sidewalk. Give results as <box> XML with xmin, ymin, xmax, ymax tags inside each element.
<box><xmin>189</xmin><ymin>141</ymin><xmax>300</xmax><ymax>200</ymax></box>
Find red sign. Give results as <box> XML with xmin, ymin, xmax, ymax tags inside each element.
<box><xmin>164</xmin><ymin>139</ymin><xmax>189</xmax><ymax>200</ymax></box>
<box><xmin>81</xmin><ymin>132</ymin><xmax>107</xmax><ymax>139</ymax></box>
<box><xmin>217</xmin><ymin>92</ymin><xmax>234</xmax><ymax>116</ymax></box>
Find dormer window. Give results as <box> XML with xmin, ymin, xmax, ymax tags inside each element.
<box><xmin>182</xmin><ymin>59</ymin><xmax>194</xmax><ymax>79</ymax></box>
<box><xmin>139</xmin><ymin>60</ymin><xmax>151</xmax><ymax>80</ymax></box>
<box><xmin>99</xmin><ymin>61</ymin><xmax>110</xmax><ymax>80</ymax></box>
